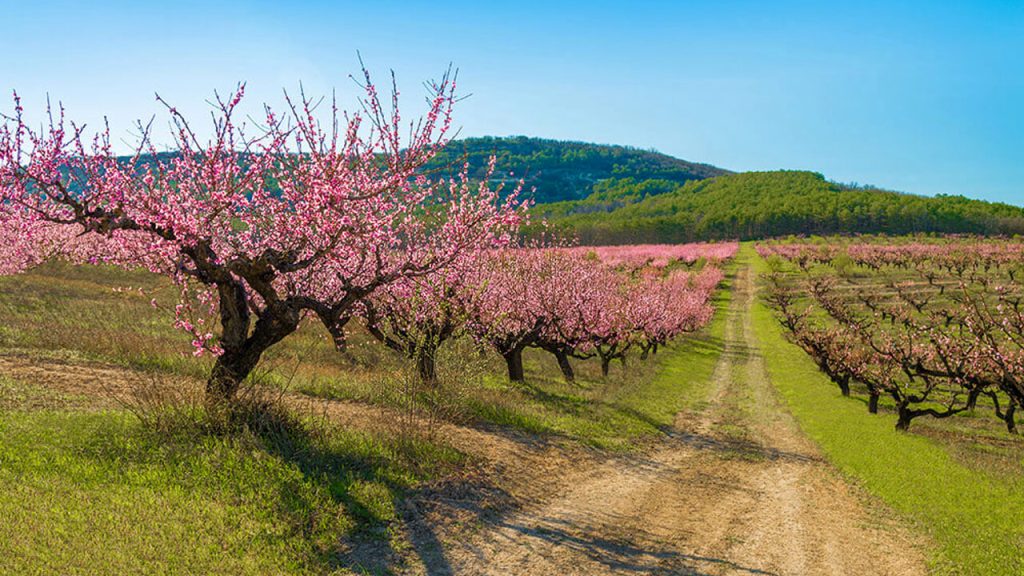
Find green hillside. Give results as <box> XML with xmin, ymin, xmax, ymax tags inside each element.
<box><xmin>532</xmin><ymin>170</ymin><xmax>1024</xmax><ymax>243</ymax></box>
<box><xmin>429</xmin><ymin>136</ymin><xmax>729</xmax><ymax>203</ymax></box>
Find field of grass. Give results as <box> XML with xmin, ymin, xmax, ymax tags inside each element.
<box><xmin>0</xmin><ymin>261</ymin><xmax>734</xmax><ymax>573</ymax></box>
<box><xmin>751</xmin><ymin>252</ymin><xmax>1024</xmax><ymax>574</ymax></box>
<box><xmin>18</xmin><ymin>247</ymin><xmax>1024</xmax><ymax>573</ymax></box>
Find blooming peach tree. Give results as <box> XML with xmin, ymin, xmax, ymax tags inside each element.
<box><xmin>0</xmin><ymin>68</ymin><xmax>522</xmax><ymax>407</ymax></box>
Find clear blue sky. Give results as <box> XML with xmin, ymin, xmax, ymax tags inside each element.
<box><xmin>3</xmin><ymin>1</ymin><xmax>1022</xmax><ymax>204</ymax></box>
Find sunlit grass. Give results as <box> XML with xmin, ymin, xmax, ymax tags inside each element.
<box><xmin>297</xmin><ymin>260</ymin><xmax>735</xmax><ymax>450</ymax></box>
<box><xmin>1</xmin><ymin>259</ymin><xmax>736</xmax><ymax>451</ymax></box>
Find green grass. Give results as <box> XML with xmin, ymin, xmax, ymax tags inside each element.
<box><xmin>0</xmin><ymin>407</ymin><xmax>463</xmax><ymax>575</ymax></box>
<box><xmin>751</xmin><ymin>250</ymin><xmax>1024</xmax><ymax>575</ymax></box>
<box><xmin>301</xmin><ymin>309</ymin><xmax>730</xmax><ymax>451</ymax></box>
<box><xmin>0</xmin><ymin>374</ymin><xmax>71</xmax><ymax>410</ymax></box>
<box><xmin>612</xmin><ymin>263</ymin><xmax>733</xmax><ymax>423</ymax></box>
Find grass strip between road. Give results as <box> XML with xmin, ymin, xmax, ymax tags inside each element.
<box><xmin>0</xmin><ymin>405</ymin><xmax>464</xmax><ymax>575</ymax></box>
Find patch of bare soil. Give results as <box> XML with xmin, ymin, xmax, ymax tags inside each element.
<box><xmin>0</xmin><ymin>352</ymin><xmax>160</xmax><ymax>410</ymax></box>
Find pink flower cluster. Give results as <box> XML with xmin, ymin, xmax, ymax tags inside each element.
<box><xmin>0</xmin><ymin>68</ymin><xmax>727</xmax><ymax>393</ymax></box>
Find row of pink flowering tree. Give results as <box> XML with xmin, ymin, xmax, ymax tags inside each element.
<box><xmin>460</xmin><ymin>248</ymin><xmax>723</xmax><ymax>382</ymax></box>
<box><xmin>0</xmin><ymin>68</ymin><xmax>522</xmax><ymax>408</ymax></box>
<box><xmin>565</xmin><ymin>242</ymin><xmax>738</xmax><ymax>270</ymax></box>
<box><xmin>1</xmin><ymin>68</ymin><xmax>732</xmax><ymax>404</ymax></box>
<box><xmin>354</xmin><ymin>245</ymin><xmax>726</xmax><ymax>385</ymax></box>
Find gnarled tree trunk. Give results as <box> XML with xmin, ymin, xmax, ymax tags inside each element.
<box><xmin>329</xmin><ymin>317</ymin><xmax>351</xmax><ymax>352</ymax></box>
<box><xmin>415</xmin><ymin>348</ymin><xmax>438</xmax><ymax>388</ymax></box>
<box><xmin>503</xmin><ymin>347</ymin><xmax>525</xmax><ymax>382</ymax></box>
<box><xmin>206</xmin><ymin>282</ymin><xmax>301</xmax><ymax>408</ymax></box>
<box><xmin>966</xmin><ymin>386</ymin><xmax>982</xmax><ymax>411</ymax></box>
<box><xmin>837</xmin><ymin>374</ymin><xmax>851</xmax><ymax>397</ymax></box>
<box><xmin>639</xmin><ymin>342</ymin><xmax>652</xmax><ymax>361</ymax></box>
<box><xmin>991</xmin><ymin>392</ymin><xmax>1018</xmax><ymax>434</ymax></box>
<box><xmin>1005</xmin><ymin>401</ymin><xmax>1018</xmax><ymax>434</ymax></box>
<box><xmin>554</xmin><ymin>349</ymin><xmax>575</xmax><ymax>383</ymax></box>
<box><xmin>317</xmin><ymin>309</ymin><xmax>353</xmax><ymax>354</ymax></box>
<box><xmin>868</xmin><ymin>392</ymin><xmax>880</xmax><ymax>414</ymax></box>
<box><xmin>895</xmin><ymin>403</ymin><xmax>914</xmax><ymax>431</ymax></box>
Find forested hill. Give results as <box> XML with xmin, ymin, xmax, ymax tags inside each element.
<box><xmin>106</xmin><ymin>139</ymin><xmax>724</xmax><ymax>206</ymax></box>
<box><xmin>428</xmin><ymin>136</ymin><xmax>730</xmax><ymax>204</ymax></box>
<box><xmin>531</xmin><ymin>171</ymin><xmax>1024</xmax><ymax>244</ymax></box>
<box><xmin>108</xmin><ymin>140</ymin><xmax>1022</xmax><ymax>242</ymax></box>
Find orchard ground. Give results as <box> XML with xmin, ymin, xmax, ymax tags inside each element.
<box><xmin>1</xmin><ymin>244</ymin><xmax>1022</xmax><ymax>574</ymax></box>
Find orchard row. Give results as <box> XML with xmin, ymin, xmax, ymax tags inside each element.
<box><xmin>360</xmin><ymin>247</ymin><xmax>724</xmax><ymax>384</ymax></box>
<box><xmin>759</xmin><ymin>240</ymin><xmax>1024</xmax><ymax>432</ymax></box>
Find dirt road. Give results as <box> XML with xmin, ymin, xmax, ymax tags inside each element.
<box><xmin>441</xmin><ymin>257</ymin><xmax>927</xmax><ymax>575</ymax></box>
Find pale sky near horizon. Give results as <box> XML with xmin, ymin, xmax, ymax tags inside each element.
<box><xmin>2</xmin><ymin>1</ymin><xmax>1022</xmax><ymax>204</ymax></box>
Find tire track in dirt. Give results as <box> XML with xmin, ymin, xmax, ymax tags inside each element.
<box><xmin>440</xmin><ymin>252</ymin><xmax>929</xmax><ymax>576</ymax></box>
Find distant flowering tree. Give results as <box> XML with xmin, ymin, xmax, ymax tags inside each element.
<box><xmin>628</xmin><ymin>268</ymin><xmax>719</xmax><ymax>360</ymax></box>
<box><xmin>566</xmin><ymin>242</ymin><xmax>739</xmax><ymax>270</ymax></box>
<box><xmin>464</xmin><ymin>248</ymin><xmax>551</xmax><ymax>382</ymax></box>
<box><xmin>531</xmin><ymin>255</ymin><xmax>621</xmax><ymax>382</ymax></box>
<box><xmin>466</xmin><ymin>247</ymin><xmax>724</xmax><ymax>382</ymax></box>
<box><xmin>359</xmin><ymin>260</ymin><xmax>477</xmax><ymax>386</ymax></box>
<box><xmin>577</xmin><ymin>275</ymin><xmax>633</xmax><ymax>377</ymax></box>
<box><xmin>0</xmin><ymin>211</ymin><xmax>62</xmax><ymax>275</ymax></box>
<box><xmin>0</xmin><ymin>67</ymin><xmax>522</xmax><ymax>407</ymax></box>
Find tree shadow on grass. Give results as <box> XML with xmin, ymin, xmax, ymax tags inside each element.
<box><xmin>79</xmin><ymin>400</ymin><xmax>463</xmax><ymax>575</ymax></box>
<box><xmin>68</xmin><ymin>397</ymin><xmax>787</xmax><ymax>576</ymax></box>
<box><xmin>239</xmin><ymin>403</ymin><xmax>465</xmax><ymax>574</ymax></box>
